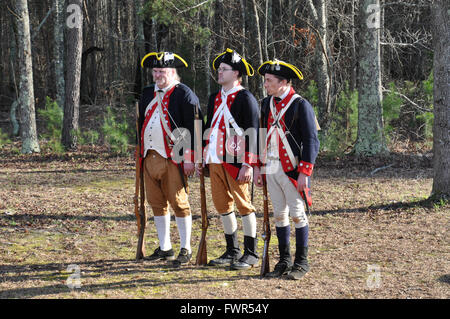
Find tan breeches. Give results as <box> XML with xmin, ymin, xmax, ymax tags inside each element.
<box><xmin>209</xmin><ymin>163</ymin><xmax>255</xmax><ymax>216</ymax></box>
<box><xmin>143</xmin><ymin>150</ymin><xmax>191</xmax><ymax>217</ymax></box>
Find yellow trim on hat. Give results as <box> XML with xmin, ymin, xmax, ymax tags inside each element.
<box><xmin>257</xmin><ymin>60</ymin><xmax>304</xmax><ymax>80</ymax></box>
<box><xmin>140</xmin><ymin>52</ymin><xmax>188</xmax><ymax>68</ymax></box>
<box><xmin>212</xmin><ymin>48</ymin><xmax>231</xmax><ymax>70</ymax></box>
<box><xmin>172</xmin><ymin>53</ymin><xmax>188</xmax><ymax>67</ymax></box>
<box><xmin>212</xmin><ymin>48</ymin><xmax>254</xmax><ymax>76</ymax></box>
<box><xmin>241</xmin><ymin>57</ymin><xmax>255</xmax><ymax>76</ymax></box>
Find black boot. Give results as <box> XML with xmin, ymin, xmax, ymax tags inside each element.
<box><xmin>265</xmin><ymin>243</ymin><xmax>292</xmax><ymax>278</ymax></box>
<box><xmin>230</xmin><ymin>236</ymin><xmax>259</xmax><ymax>270</ymax></box>
<box><xmin>286</xmin><ymin>246</ymin><xmax>309</xmax><ymax>280</ymax></box>
<box><xmin>208</xmin><ymin>232</ymin><xmax>242</xmax><ymax>266</ymax></box>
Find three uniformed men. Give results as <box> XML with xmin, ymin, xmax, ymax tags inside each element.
<box><xmin>138</xmin><ymin>50</ymin><xmax>319</xmax><ymax>279</ymax></box>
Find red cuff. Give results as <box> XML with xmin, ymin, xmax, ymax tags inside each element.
<box><xmin>297</xmin><ymin>161</ymin><xmax>314</xmax><ymax>176</ymax></box>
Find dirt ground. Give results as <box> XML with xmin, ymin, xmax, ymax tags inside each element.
<box><xmin>0</xmin><ymin>144</ymin><xmax>448</xmax><ymax>299</ymax></box>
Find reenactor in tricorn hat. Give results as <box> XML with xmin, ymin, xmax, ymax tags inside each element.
<box><xmin>201</xmin><ymin>48</ymin><xmax>260</xmax><ymax>270</ymax></box>
<box><xmin>138</xmin><ymin>51</ymin><xmax>202</xmax><ymax>266</ymax></box>
<box><xmin>254</xmin><ymin>59</ymin><xmax>320</xmax><ymax>279</ymax></box>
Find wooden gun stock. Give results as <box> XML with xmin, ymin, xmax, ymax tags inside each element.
<box><xmin>135</xmin><ymin>101</ymin><xmax>146</xmax><ymax>260</ymax></box>
<box><xmin>195</xmin><ymin>168</ymin><xmax>208</xmax><ymax>265</ymax></box>
<box><xmin>194</xmin><ymin>105</ymin><xmax>208</xmax><ymax>265</ymax></box>
<box><xmin>259</xmin><ymin>108</ymin><xmax>271</xmax><ymax>277</ymax></box>
<box><xmin>260</xmin><ymin>177</ymin><xmax>271</xmax><ymax>277</ymax></box>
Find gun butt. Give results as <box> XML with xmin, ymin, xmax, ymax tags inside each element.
<box><xmin>260</xmin><ymin>246</ymin><xmax>270</xmax><ymax>277</ymax></box>
<box><xmin>195</xmin><ymin>237</ymin><xmax>208</xmax><ymax>266</ymax></box>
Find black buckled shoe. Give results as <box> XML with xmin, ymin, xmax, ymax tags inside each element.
<box><xmin>286</xmin><ymin>263</ymin><xmax>309</xmax><ymax>280</ymax></box>
<box><xmin>265</xmin><ymin>261</ymin><xmax>292</xmax><ymax>278</ymax></box>
<box><xmin>230</xmin><ymin>236</ymin><xmax>258</xmax><ymax>270</ymax></box>
<box><xmin>145</xmin><ymin>247</ymin><xmax>176</xmax><ymax>261</ymax></box>
<box><xmin>286</xmin><ymin>246</ymin><xmax>309</xmax><ymax>280</ymax></box>
<box><xmin>208</xmin><ymin>249</ymin><xmax>242</xmax><ymax>266</ymax></box>
<box><xmin>171</xmin><ymin>248</ymin><xmax>192</xmax><ymax>267</ymax></box>
<box><xmin>230</xmin><ymin>253</ymin><xmax>258</xmax><ymax>270</ymax></box>
<box><xmin>208</xmin><ymin>232</ymin><xmax>242</xmax><ymax>267</ymax></box>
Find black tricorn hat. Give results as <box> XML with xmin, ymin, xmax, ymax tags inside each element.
<box><xmin>141</xmin><ymin>52</ymin><xmax>188</xmax><ymax>68</ymax></box>
<box><xmin>212</xmin><ymin>48</ymin><xmax>255</xmax><ymax>76</ymax></box>
<box><xmin>257</xmin><ymin>59</ymin><xmax>304</xmax><ymax>80</ymax></box>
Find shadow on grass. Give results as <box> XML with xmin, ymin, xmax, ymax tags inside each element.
<box><xmin>437</xmin><ymin>274</ymin><xmax>450</xmax><ymax>285</ymax></box>
<box><xmin>0</xmin><ymin>212</ymin><xmax>218</xmax><ymax>224</ymax></box>
<box><xmin>1</xmin><ymin>197</ymin><xmax>438</xmax><ymax>226</ymax></box>
<box><xmin>309</xmin><ymin>198</ymin><xmax>438</xmax><ymax>216</ymax></box>
<box><xmin>0</xmin><ymin>258</ymin><xmax>257</xmax><ymax>298</ymax></box>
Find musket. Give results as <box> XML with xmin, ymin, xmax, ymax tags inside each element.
<box><xmin>259</xmin><ymin>109</ymin><xmax>271</xmax><ymax>277</ymax></box>
<box><xmin>302</xmin><ymin>189</ymin><xmax>312</xmax><ymax>217</ymax></box>
<box><xmin>135</xmin><ymin>101</ymin><xmax>146</xmax><ymax>260</ymax></box>
<box><xmin>195</xmin><ymin>163</ymin><xmax>208</xmax><ymax>265</ymax></box>
<box><xmin>194</xmin><ymin>105</ymin><xmax>208</xmax><ymax>266</ymax></box>
<box><xmin>260</xmin><ymin>173</ymin><xmax>271</xmax><ymax>277</ymax></box>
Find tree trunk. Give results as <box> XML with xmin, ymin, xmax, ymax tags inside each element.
<box><xmin>14</xmin><ymin>0</ymin><xmax>40</xmax><ymax>153</ymax></box>
<box><xmin>350</xmin><ymin>0</ymin><xmax>357</xmax><ymax>91</ymax></box>
<box><xmin>431</xmin><ymin>0</ymin><xmax>450</xmax><ymax>199</ymax></box>
<box><xmin>251</xmin><ymin>0</ymin><xmax>265</xmax><ymax>100</ymax></box>
<box><xmin>9</xmin><ymin>14</ymin><xmax>20</xmax><ymax>137</ymax></box>
<box><xmin>134</xmin><ymin>0</ymin><xmax>146</xmax><ymax>96</ymax></box>
<box><xmin>354</xmin><ymin>0</ymin><xmax>387</xmax><ymax>156</ymax></box>
<box><xmin>240</xmin><ymin>0</ymin><xmax>248</xmax><ymax>88</ymax></box>
<box><xmin>62</xmin><ymin>0</ymin><xmax>83</xmax><ymax>150</ymax></box>
<box><xmin>54</xmin><ymin>0</ymin><xmax>65</xmax><ymax>109</ymax></box>
<box><xmin>306</xmin><ymin>0</ymin><xmax>331</xmax><ymax>130</ymax></box>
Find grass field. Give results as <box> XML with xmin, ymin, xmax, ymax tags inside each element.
<box><xmin>0</xmin><ymin>145</ymin><xmax>448</xmax><ymax>299</ymax></box>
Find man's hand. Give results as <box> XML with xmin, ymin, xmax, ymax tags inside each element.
<box><xmin>195</xmin><ymin>162</ymin><xmax>204</xmax><ymax>176</ymax></box>
<box><xmin>237</xmin><ymin>165</ymin><xmax>252</xmax><ymax>183</ymax></box>
<box><xmin>253</xmin><ymin>166</ymin><xmax>263</xmax><ymax>187</ymax></box>
<box><xmin>296</xmin><ymin>172</ymin><xmax>309</xmax><ymax>193</ymax></box>
<box><xmin>184</xmin><ymin>163</ymin><xmax>195</xmax><ymax>177</ymax></box>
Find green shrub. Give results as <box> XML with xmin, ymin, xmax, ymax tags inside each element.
<box><xmin>383</xmin><ymin>82</ymin><xmax>403</xmax><ymax>138</ymax></box>
<box><xmin>38</xmin><ymin>97</ymin><xmax>64</xmax><ymax>153</ymax></box>
<box><xmin>303</xmin><ymin>80</ymin><xmax>318</xmax><ymax>108</ymax></box>
<box><xmin>382</xmin><ymin>74</ymin><xmax>434</xmax><ymax>142</ymax></box>
<box><xmin>0</xmin><ymin>128</ymin><xmax>11</xmax><ymax>148</ymax></box>
<box><xmin>72</xmin><ymin>129</ymin><xmax>100</xmax><ymax>146</ymax></box>
<box><xmin>319</xmin><ymin>82</ymin><xmax>358</xmax><ymax>156</ymax></box>
<box><xmin>102</xmin><ymin>106</ymin><xmax>131</xmax><ymax>154</ymax></box>
<box><xmin>417</xmin><ymin>72</ymin><xmax>434</xmax><ymax>140</ymax></box>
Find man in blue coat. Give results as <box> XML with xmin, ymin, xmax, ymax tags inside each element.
<box><xmin>203</xmin><ymin>49</ymin><xmax>260</xmax><ymax>270</ymax></box>
<box><xmin>138</xmin><ymin>51</ymin><xmax>201</xmax><ymax>267</ymax></box>
<box><xmin>254</xmin><ymin>59</ymin><xmax>320</xmax><ymax>280</ymax></box>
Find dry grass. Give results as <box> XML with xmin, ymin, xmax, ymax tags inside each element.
<box><xmin>0</xmin><ymin>146</ymin><xmax>448</xmax><ymax>299</ymax></box>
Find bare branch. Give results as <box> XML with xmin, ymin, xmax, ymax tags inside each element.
<box><xmin>382</xmin><ymin>87</ymin><xmax>433</xmax><ymax>113</ymax></box>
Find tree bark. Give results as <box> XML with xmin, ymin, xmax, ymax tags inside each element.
<box><xmin>62</xmin><ymin>0</ymin><xmax>83</xmax><ymax>150</ymax></box>
<box><xmin>14</xmin><ymin>0</ymin><xmax>40</xmax><ymax>153</ymax></box>
<box><xmin>354</xmin><ymin>0</ymin><xmax>387</xmax><ymax>156</ymax></box>
<box><xmin>251</xmin><ymin>0</ymin><xmax>265</xmax><ymax>100</ymax></box>
<box><xmin>54</xmin><ymin>0</ymin><xmax>65</xmax><ymax>109</ymax></box>
<box><xmin>305</xmin><ymin>0</ymin><xmax>331</xmax><ymax>130</ymax></box>
<box><xmin>240</xmin><ymin>0</ymin><xmax>248</xmax><ymax>88</ymax></box>
<box><xmin>431</xmin><ymin>0</ymin><xmax>450</xmax><ymax>199</ymax></box>
<box><xmin>350</xmin><ymin>0</ymin><xmax>357</xmax><ymax>91</ymax></box>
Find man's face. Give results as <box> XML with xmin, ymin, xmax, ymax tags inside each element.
<box><xmin>263</xmin><ymin>73</ymin><xmax>286</xmax><ymax>97</ymax></box>
<box><xmin>152</xmin><ymin>68</ymin><xmax>175</xmax><ymax>89</ymax></box>
<box><xmin>217</xmin><ymin>62</ymin><xmax>239</xmax><ymax>86</ymax></box>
